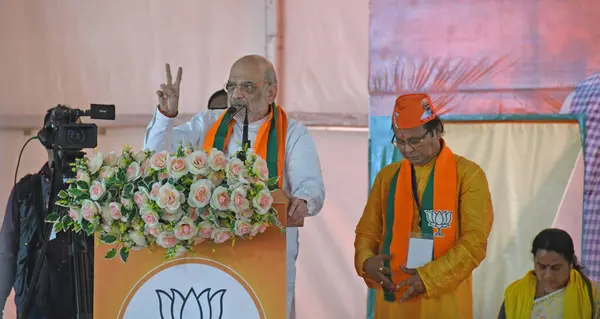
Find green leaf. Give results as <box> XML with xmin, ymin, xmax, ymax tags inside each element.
<box><xmin>104</xmin><ymin>248</ymin><xmax>117</xmax><ymax>259</ymax></box>
<box><xmin>266</xmin><ymin>177</ymin><xmax>279</xmax><ymax>187</ymax></box>
<box><xmin>53</xmin><ymin>221</ymin><xmax>64</xmax><ymax>233</ymax></box>
<box><xmin>76</xmin><ymin>181</ymin><xmax>89</xmax><ymax>190</ymax></box>
<box><xmin>68</xmin><ymin>188</ymin><xmax>84</xmax><ymax>197</ymax></box>
<box><xmin>73</xmin><ymin>223</ymin><xmax>82</xmax><ymax>233</ymax></box>
<box><xmin>123</xmin><ymin>184</ymin><xmax>134</xmax><ymax>197</ymax></box>
<box><xmin>45</xmin><ymin>212</ymin><xmax>60</xmax><ymax>223</ymax></box>
<box><xmin>85</xmin><ymin>222</ymin><xmax>95</xmax><ymax>236</ymax></box>
<box><xmin>76</xmin><ymin>192</ymin><xmax>91</xmax><ymax>201</ymax></box>
<box><xmin>119</xmin><ymin>247</ymin><xmax>130</xmax><ymax>263</ymax></box>
<box><xmin>100</xmin><ymin>234</ymin><xmax>117</xmax><ymax>244</ymax></box>
<box><xmin>175</xmin><ymin>185</ymin><xmax>185</xmax><ymax>192</ymax></box>
<box><xmin>117</xmin><ymin>169</ymin><xmax>127</xmax><ymax>182</ymax></box>
<box><xmin>57</xmin><ymin>190</ymin><xmax>69</xmax><ymax>199</ymax></box>
<box><xmin>55</xmin><ymin>199</ymin><xmax>70</xmax><ymax>207</ymax></box>
<box><xmin>61</xmin><ymin>214</ymin><xmax>71</xmax><ymax>225</ymax></box>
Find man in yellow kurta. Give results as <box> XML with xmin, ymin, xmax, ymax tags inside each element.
<box><xmin>354</xmin><ymin>93</ymin><xmax>494</xmax><ymax>318</ymax></box>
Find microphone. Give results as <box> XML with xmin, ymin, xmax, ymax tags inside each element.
<box><xmin>223</xmin><ymin>104</ymin><xmax>246</xmax><ymax>124</ymax></box>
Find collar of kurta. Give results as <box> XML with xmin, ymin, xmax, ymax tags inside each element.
<box><xmin>202</xmin><ymin>104</ymin><xmax>288</xmax><ymax>188</ymax></box>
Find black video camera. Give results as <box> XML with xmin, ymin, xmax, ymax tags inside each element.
<box><xmin>38</xmin><ymin>104</ymin><xmax>116</xmax><ymax>151</ymax></box>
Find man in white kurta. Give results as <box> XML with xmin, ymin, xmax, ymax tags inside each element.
<box><xmin>143</xmin><ymin>55</ymin><xmax>325</xmax><ymax>318</ymax></box>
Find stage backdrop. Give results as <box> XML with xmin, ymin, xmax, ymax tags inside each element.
<box><xmin>367</xmin><ymin>110</ymin><xmax>584</xmax><ymax>318</ymax></box>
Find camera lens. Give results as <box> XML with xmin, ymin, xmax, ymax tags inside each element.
<box><xmin>67</xmin><ymin>129</ymin><xmax>84</xmax><ymax>143</ymax></box>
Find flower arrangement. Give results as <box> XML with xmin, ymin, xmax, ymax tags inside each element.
<box><xmin>45</xmin><ymin>145</ymin><xmax>284</xmax><ymax>262</ymax></box>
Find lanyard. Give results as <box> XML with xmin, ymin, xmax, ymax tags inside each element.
<box><xmin>410</xmin><ymin>165</ymin><xmax>423</xmax><ymax>229</ymax></box>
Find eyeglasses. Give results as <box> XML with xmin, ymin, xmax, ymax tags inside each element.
<box><xmin>391</xmin><ymin>131</ymin><xmax>430</xmax><ymax>148</ymax></box>
<box><xmin>224</xmin><ymin>81</ymin><xmax>264</xmax><ymax>94</ymax></box>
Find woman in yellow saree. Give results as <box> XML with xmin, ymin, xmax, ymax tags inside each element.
<box><xmin>498</xmin><ymin>228</ymin><xmax>600</xmax><ymax>319</ymax></box>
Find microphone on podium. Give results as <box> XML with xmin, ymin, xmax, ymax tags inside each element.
<box><xmin>223</xmin><ymin>104</ymin><xmax>250</xmax><ymax>161</ymax></box>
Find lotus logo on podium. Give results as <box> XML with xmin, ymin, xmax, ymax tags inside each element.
<box><xmin>425</xmin><ymin>209</ymin><xmax>453</xmax><ymax>237</ymax></box>
<box><xmin>157</xmin><ymin>288</ymin><xmax>226</xmax><ymax>319</ymax></box>
<box><xmin>119</xmin><ymin>259</ymin><xmax>264</xmax><ymax>319</ymax></box>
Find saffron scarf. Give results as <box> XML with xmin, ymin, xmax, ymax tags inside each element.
<box><xmin>202</xmin><ymin>104</ymin><xmax>288</xmax><ymax>188</ymax></box>
<box><xmin>503</xmin><ymin>269</ymin><xmax>594</xmax><ymax>319</ymax></box>
<box><xmin>381</xmin><ymin>141</ymin><xmax>458</xmax><ymax>301</ymax></box>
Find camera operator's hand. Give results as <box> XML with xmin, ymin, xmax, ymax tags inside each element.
<box><xmin>156</xmin><ymin>63</ymin><xmax>182</xmax><ymax>117</ymax></box>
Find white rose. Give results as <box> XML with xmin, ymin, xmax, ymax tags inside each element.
<box><xmin>81</xmin><ymin>199</ymin><xmax>101</xmax><ymax>222</ymax></box>
<box><xmin>126</xmin><ymin>161</ymin><xmax>142</xmax><ymax>181</ymax></box>
<box><xmin>210</xmin><ymin>186</ymin><xmax>230</xmax><ymax>211</ymax></box>
<box><xmin>174</xmin><ymin>217</ymin><xmax>197</xmax><ymax>240</ymax></box>
<box><xmin>88</xmin><ymin>152</ymin><xmax>103</xmax><ymax>174</ymax></box>
<box><xmin>208</xmin><ymin>149</ymin><xmax>227</xmax><ymax>171</ymax></box>
<box><xmin>186</xmin><ymin>150</ymin><xmax>211</xmax><ymax>176</ymax></box>
<box><xmin>187</xmin><ymin>179</ymin><xmax>213</xmax><ymax>208</ymax></box>
<box><xmin>133</xmin><ymin>151</ymin><xmax>148</xmax><ymax>163</ymax></box>
<box><xmin>162</xmin><ymin>208</ymin><xmax>184</xmax><ymax>223</ymax></box>
<box><xmin>149</xmin><ymin>151</ymin><xmax>169</xmax><ymax>170</ymax></box>
<box><xmin>76</xmin><ymin>171</ymin><xmax>91</xmax><ymax>185</ymax></box>
<box><xmin>252</xmin><ymin>189</ymin><xmax>274</xmax><ymax>215</ymax></box>
<box><xmin>155</xmin><ymin>183</ymin><xmax>181</xmax><ymax>211</ymax></box>
<box><xmin>228</xmin><ymin>185</ymin><xmax>250</xmax><ymax>213</ymax></box>
<box><xmin>89</xmin><ymin>180</ymin><xmax>106</xmax><ymax>201</ymax></box>
<box><xmin>167</xmin><ymin>156</ymin><xmax>189</xmax><ymax>179</ymax></box>
<box><xmin>128</xmin><ymin>230</ymin><xmax>147</xmax><ymax>247</ymax></box>
<box><xmin>103</xmin><ymin>152</ymin><xmax>120</xmax><ymax>166</ymax></box>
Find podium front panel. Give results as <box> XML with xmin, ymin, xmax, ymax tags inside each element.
<box><xmin>93</xmin><ymin>211</ymin><xmax>287</xmax><ymax>318</ymax></box>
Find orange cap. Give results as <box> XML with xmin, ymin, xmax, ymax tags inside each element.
<box><xmin>391</xmin><ymin>93</ymin><xmax>437</xmax><ymax>129</ymax></box>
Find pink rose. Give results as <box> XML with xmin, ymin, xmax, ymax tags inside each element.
<box><xmin>253</xmin><ymin>158</ymin><xmax>270</xmax><ymax>181</ymax></box>
<box><xmin>133</xmin><ymin>191</ymin><xmax>148</xmax><ymax>208</ymax></box>
<box><xmin>98</xmin><ymin>166</ymin><xmax>116</xmax><ymax>180</ymax></box>
<box><xmin>186</xmin><ymin>150</ymin><xmax>210</xmax><ymax>175</ymax></box>
<box><xmin>150</xmin><ymin>151</ymin><xmax>169</xmax><ymax>170</ymax></box>
<box><xmin>148</xmin><ymin>182</ymin><xmax>161</xmax><ymax>200</ymax></box>
<box><xmin>108</xmin><ymin>202</ymin><xmax>122</xmax><ymax>220</ymax></box>
<box><xmin>209</xmin><ymin>170</ymin><xmax>225</xmax><ymax>185</ymax></box>
<box><xmin>76</xmin><ymin>171</ymin><xmax>90</xmax><ymax>184</ymax></box>
<box><xmin>237</xmin><ymin>209</ymin><xmax>254</xmax><ymax>220</ymax></box>
<box><xmin>199</xmin><ymin>209</ymin><xmax>211</xmax><ymax>220</ymax></box>
<box><xmin>174</xmin><ymin>217</ymin><xmax>197</xmax><ymax>240</ymax></box>
<box><xmin>226</xmin><ymin>158</ymin><xmax>244</xmax><ymax>178</ymax></box>
<box><xmin>81</xmin><ymin>199</ymin><xmax>100</xmax><ymax>222</ymax></box>
<box><xmin>250</xmin><ymin>222</ymin><xmax>268</xmax><ymax>236</ymax></box>
<box><xmin>158</xmin><ymin>172</ymin><xmax>170</xmax><ymax>181</ymax></box>
<box><xmin>103</xmin><ymin>152</ymin><xmax>119</xmax><ymax>166</ymax></box>
<box><xmin>212</xmin><ymin>229</ymin><xmax>233</xmax><ymax>244</ymax></box>
<box><xmin>156</xmin><ymin>231</ymin><xmax>177</xmax><ymax>248</ymax></box>
<box><xmin>209</xmin><ymin>186</ymin><xmax>230</xmax><ymax>211</ymax></box>
<box><xmin>252</xmin><ymin>189</ymin><xmax>274</xmax><ymax>215</ymax></box>
<box><xmin>69</xmin><ymin>208</ymin><xmax>82</xmax><ymax>222</ymax></box>
<box><xmin>89</xmin><ymin>181</ymin><xmax>106</xmax><ymax>201</ymax></box>
<box><xmin>120</xmin><ymin>197</ymin><xmax>134</xmax><ymax>210</ymax></box>
<box><xmin>162</xmin><ymin>209</ymin><xmax>183</xmax><ymax>223</ymax></box>
<box><xmin>140</xmin><ymin>159</ymin><xmax>151</xmax><ymax>177</ymax></box>
<box><xmin>197</xmin><ymin>221</ymin><xmax>214</xmax><ymax>238</ymax></box>
<box><xmin>156</xmin><ymin>183</ymin><xmax>181</xmax><ymax>211</ymax></box>
<box><xmin>144</xmin><ymin>224</ymin><xmax>162</xmax><ymax>237</ymax></box>
<box><xmin>127</xmin><ymin>162</ymin><xmax>142</xmax><ymax>181</ymax></box>
<box><xmin>167</xmin><ymin>156</ymin><xmax>189</xmax><ymax>179</ymax></box>
<box><xmin>187</xmin><ymin>179</ymin><xmax>213</xmax><ymax>208</ymax></box>
<box><xmin>208</xmin><ymin>149</ymin><xmax>228</xmax><ymax>171</ymax></box>
<box><xmin>140</xmin><ymin>206</ymin><xmax>159</xmax><ymax>227</ymax></box>
<box><xmin>228</xmin><ymin>186</ymin><xmax>250</xmax><ymax>213</ymax></box>
<box><xmin>234</xmin><ymin>220</ymin><xmax>251</xmax><ymax>236</ymax></box>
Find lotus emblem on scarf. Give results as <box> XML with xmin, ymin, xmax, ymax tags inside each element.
<box><xmin>156</xmin><ymin>287</ymin><xmax>226</xmax><ymax>319</ymax></box>
<box><xmin>425</xmin><ymin>210</ymin><xmax>452</xmax><ymax>237</ymax></box>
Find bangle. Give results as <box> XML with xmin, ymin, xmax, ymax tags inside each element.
<box><xmin>157</xmin><ymin>105</ymin><xmax>178</xmax><ymax>118</ymax></box>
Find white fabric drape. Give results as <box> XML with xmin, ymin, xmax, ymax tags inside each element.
<box><xmin>443</xmin><ymin>121</ymin><xmax>582</xmax><ymax>318</ymax></box>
